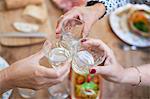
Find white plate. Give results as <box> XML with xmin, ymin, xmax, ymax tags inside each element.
<box><xmin>0</xmin><ymin>56</ymin><xmax>12</xmax><ymax>99</ymax></box>
<box><xmin>109</xmin><ymin>4</ymin><xmax>150</xmax><ymax>47</ymax></box>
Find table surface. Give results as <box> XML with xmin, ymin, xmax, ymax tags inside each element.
<box><xmin>0</xmin><ymin>0</ymin><xmax>150</xmax><ymax>99</ymax></box>
<box><xmin>0</xmin><ymin>0</ymin><xmax>52</xmax><ymax>46</ymax></box>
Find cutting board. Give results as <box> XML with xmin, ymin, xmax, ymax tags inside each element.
<box><xmin>0</xmin><ymin>0</ymin><xmax>54</xmax><ymax>46</ymax></box>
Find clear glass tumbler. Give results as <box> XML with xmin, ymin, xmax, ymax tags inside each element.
<box><xmin>18</xmin><ymin>88</ymin><xmax>36</xmax><ymax>98</ymax></box>
<box><xmin>72</xmin><ymin>42</ymin><xmax>106</xmax><ymax>74</ymax></box>
<box><xmin>58</xmin><ymin>18</ymin><xmax>84</xmax><ymax>56</ymax></box>
<box><xmin>43</xmin><ymin>42</ymin><xmax>71</xmax><ymax>99</ymax></box>
<box><xmin>48</xmin><ymin>77</ymin><xmax>70</xmax><ymax>99</ymax></box>
<box><xmin>71</xmin><ymin>43</ymin><xmax>105</xmax><ymax>96</ymax></box>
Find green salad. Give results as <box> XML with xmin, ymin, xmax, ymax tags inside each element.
<box><xmin>133</xmin><ymin>21</ymin><xmax>149</xmax><ymax>33</ymax></box>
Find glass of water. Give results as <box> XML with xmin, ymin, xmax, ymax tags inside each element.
<box><xmin>43</xmin><ymin>40</ymin><xmax>71</xmax><ymax>70</ymax></box>
<box><xmin>43</xmin><ymin>18</ymin><xmax>84</xmax><ymax>99</ymax></box>
<box><xmin>43</xmin><ymin>41</ymin><xmax>71</xmax><ymax>99</ymax></box>
<box><xmin>48</xmin><ymin>77</ymin><xmax>70</xmax><ymax>99</ymax></box>
<box><xmin>71</xmin><ymin>42</ymin><xmax>106</xmax><ymax>96</ymax></box>
<box><xmin>58</xmin><ymin>18</ymin><xmax>84</xmax><ymax>56</ymax></box>
<box><xmin>18</xmin><ymin>88</ymin><xmax>36</xmax><ymax>98</ymax></box>
<box><xmin>72</xmin><ymin>42</ymin><xmax>106</xmax><ymax>75</ymax></box>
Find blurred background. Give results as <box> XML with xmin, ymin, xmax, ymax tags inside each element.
<box><xmin>0</xmin><ymin>0</ymin><xmax>150</xmax><ymax>99</ymax></box>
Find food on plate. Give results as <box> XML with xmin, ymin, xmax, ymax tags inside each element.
<box><xmin>128</xmin><ymin>10</ymin><xmax>150</xmax><ymax>37</ymax></box>
<box><xmin>13</xmin><ymin>22</ymin><xmax>39</xmax><ymax>32</ymax></box>
<box><xmin>23</xmin><ymin>5</ymin><xmax>48</xmax><ymax>23</ymax></box>
<box><xmin>5</xmin><ymin>0</ymin><xmax>43</xmax><ymax>9</ymax></box>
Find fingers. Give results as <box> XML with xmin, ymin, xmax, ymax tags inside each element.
<box><xmin>30</xmin><ymin>40</ymin><xmax>52</xmax><ymax>61</ymax></box>
<box><xmin>56</xmin><ymin>59</ymin><xmax>71</xmax><ymax>76</ymax></box>
<box><xmin>42</xmin><ymin>40</ymin><xmax>52</xmax><ymax>57</ymax></box>
<box><xmin>35</xmin><ymin>60</ymin><xmax>71</xmax><ymax>89</ymax></box>
<box><xmin>56</xmin><ymin>9</ymin><xmax>83</xmax><ymax>39</ymax></box>
<box><xmin>47</xmin><ymin>66</ymin><xmax>70</xmax><ymax>87</ymax></box>
<box><xmin>89</xmin><ymin>65</ymin><xmax>110</xmax><ymax>75</ymax></box>
<box><xmin>30</xmin><ymin>50</ymin><xmax>45</xmax><ymax>62</ymax></box>
<box><xmin>39</xmin><ymin>59</ymin><xmax>71</xmax><ymax>79</ymax></box>
<box><xmin>80</xmin><ymin>38</ymin><xmax>112</xmax><ymax>54</ymax></box>
<box><xmin>81</xmin><ymin>22</ymin><xmax>92</xmax><ymax>38</ymax></box>
<box><xmin>37</xmin><ymin>67</ymin><xmax>70</xmax><ymax>89</ymax></box>
<box><xmin>56</xmin><ymin>14</ymin><xmax>77</xmax><ymax>38</ymax></box>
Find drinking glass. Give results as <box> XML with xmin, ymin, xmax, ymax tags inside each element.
<box><xmin>43</xmin><ymin>18</ymin><xmax>84</xmax><ymax>99</ymax></box>
<box><xmin>43</xmin><ymin>41</ymin><xmax>71</xmax><ymax>99</ymax></box>
<box><xmin>72</xmin><ymin>42</ymin><xmax>106</xmax><ymax>75</ymax></box>
<box><xmin>43</xmin><ymin>41</ymin><xmax>71</xmax><ymax>70</ymax></box>
<box><xmin>58</xmin><ymin>18</ymin><xmax>84</xmax><ymax>56</ymax></box>
<box><xmin>71</xmin><ymin>43</ymin><xmax>105</xmax><ymax>96</ymax></box>
<box><xmin>18</xmin><ymin>88</ymin><xmax>36</xmax><ymax>98</ymax></box>
<box><xmin>48</xmin><ymin>77</ymin><xmax>70</xmax><ymax>99</ymax></box>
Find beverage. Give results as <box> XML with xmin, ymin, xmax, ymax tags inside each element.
<box><xmin>43</xmin><ymin>46</ymin><xmax>71</xmax><ymax>99</ymax></box>
<box><xmin>58</xmin><ymin>32</ymin><xmax>79</xmax><ymax>57</ymax></box>
<box><xmin>72</xmin><ymin>50</ymin><xmax>94</xmax><ymax>74</ymax></box>
<box><xmin>71</xmin><ymin>43</ymin><xmax>105</xmax><ymax>99</ymax></box>
<box><xmin>48</xmin><ymin>78</ymin><xmax>70</xmax><ymax>99</ymax></box>
<box><xmin>48</xmin><ymin>47</ymin><xmax>71</xmax><ymax>68</ymax></box>
<box><xmin>18</xmin><ymin>88</ymin><xmax>36</xmax><ymax>98</ymax></box>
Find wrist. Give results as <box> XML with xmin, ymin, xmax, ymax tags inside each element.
<box><xmin>0</xmin><ymin>67</ymin><xmax>14</xmax><ymax>92</ymax></box>
<box><xmin>120</xmin><ymin>67</ymin><xmax>140</xmax><ymax>85</ymax></box>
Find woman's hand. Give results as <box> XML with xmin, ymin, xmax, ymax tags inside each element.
<box><xmin>80</xmin><ymin>38</ymin><xmax>125</xmax><ymax>83</ymax></box>
<box><xmin>0</xmin><ymin>41</ymin><xmax>71</xmax><ymax>93</ymax></box>
<box><xmin>56</xmin><ymin>3</ymin><xmax>106</xmax><ymax>38</ymax></box>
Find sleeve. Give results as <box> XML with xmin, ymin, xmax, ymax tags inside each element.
<box><xmin>87</xmin><ymin>0</ymin><xmax>130</xmax><ymax>14</ymax></box>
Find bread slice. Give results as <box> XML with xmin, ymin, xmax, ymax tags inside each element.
<box><xmin>13</xmin><ymin>22</ymin><xmax>39</xmax><ymax>33</ymax></box>
<box><xmin>5</xmin><ymin>0</ymin><xmax>43</xmax><ymax>9</ymax></box>
<box><xmin>23</xmin><ymin>5</ymin><xmax>48</xmax><ymax>23</ymax></box>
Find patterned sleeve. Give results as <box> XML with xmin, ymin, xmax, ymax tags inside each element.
<box><xmin>87</xmin><ymin>0</ymin><xmax>130</xmax><ymax>14</ymax></box>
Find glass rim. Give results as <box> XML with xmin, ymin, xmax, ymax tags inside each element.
<box><xmin>74</xmin><ymin>43</ymin><xmax>106</xmax><ymax>66</ymax></box>
<box><xmin>61</xmin><ymin>18</ymin><xmax>84</xmax><ymax>36</ymax></box>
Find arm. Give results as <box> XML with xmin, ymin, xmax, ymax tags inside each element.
<box><xmin>56</xmin><ymin>0</ymin><xmax>129</xmax><ymax>38</ymax></box>
<box><xmin>121</xmin><ymin>64</ymin><xmax>150</xmax><ymax>86</ymax></box>
<box><xmin>0</xmin><ymin>68</ymin><xmax>11</xmax><ymax>94</ymax></box>
<box><xmin>0</xmin><ymin>41</ymin><xmax>71</xmax><ymax>94</ymax></box>
<box><xmin>56</xmin><ymin>2</ymin><xmax>106</xmax><ymax>38</ymax></box>
<box><xmin>80</xmin><ymin>38</ymin><xmax>150</xmax><ymax>86</ymax></box>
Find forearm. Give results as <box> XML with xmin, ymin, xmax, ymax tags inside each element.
<box><xmin>121</xmin><ymin>64</ymin><xmax>150</xmax><ymax>86</ymax></box>
<box><xmin>0</xmin><ymin>68</ymin><xmax>13</xmax><ymax>95</ymax></box>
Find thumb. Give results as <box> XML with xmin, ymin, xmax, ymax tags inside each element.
<box><xmin>42</xmin><ymin>40</ymin><xmax>52</xmax><ymax>57</ymax></box>
<box><xmin>32</xmin><ymin>50</ymin><xmax>45</xmax><ymax>61</ymax></box>
<box><xmin>32</xmin><ymin>40</ymin><xmax>52</xmax><ymax>61</ymax></box>
<box><xmin>89</xmin><ymin>65</ymin><xmax>110</xmax><ymax>75</ymax></box>
<box><xmin>82</xmin><ymin>22</ymin><xmax>92</xmax><ymax>38</ymax></box>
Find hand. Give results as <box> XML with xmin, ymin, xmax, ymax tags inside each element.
<box><xmin>80</xmin><ymin>38</ymin><xmax>125</xmax><ymax>83</ymax></box>
<box><xmin>0</xmin><ymin>41</ymin><xmax>71</xmax><ymax>91</ymax></box>
<box><xmin>56</xmin><ymin>3</ymin><xmax>106</xmax><ymax>38</ymax></box>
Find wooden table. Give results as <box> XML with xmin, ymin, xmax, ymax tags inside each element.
<box><xmin>0</xmin><ymin>0</ymin><xmax>150</xmax><ymax>99</ymax></box>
